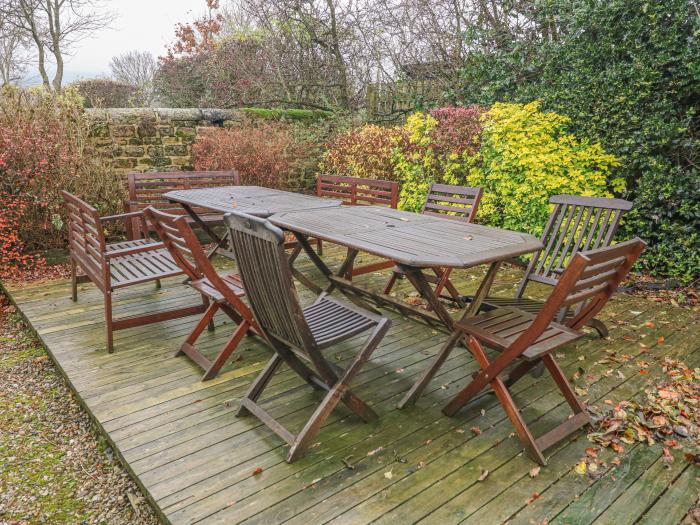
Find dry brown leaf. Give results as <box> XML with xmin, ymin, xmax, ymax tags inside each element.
<box><xmin>525</xmin><ymin>492</ymin><xmax>541</xmax><ymax>505</ymax></box>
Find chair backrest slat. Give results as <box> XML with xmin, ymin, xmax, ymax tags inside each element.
<box><xmin>519</xmin><ymin>194</ymin><xmax>632</xmax><ymax>295</ymax></box>
<box><xmin>421</xmin><ymin>183</ymin><xmax>483</xmax><ymax>222</ymax></box>
<box><xmin>225</xmin><ymin>212</ymin><xmax>316</xmax><ymax>354</ymax></box>
<box><xmin>317</xmin><ymin>174</ymin><xmax>399</xmax><ymax>208</ymax></box>
<box><xmin>62</xmin><ymin>191</ymin><xmax>106</xmax><ymax>284</ymax></box>
<box><xmin>514</xmin><ymin>237</ymin><xmax>646</xmax><ymax>351</ymax></box>
<box><xmin>127</xmin><ymin>170</ymin><xmax>240</xmax><ymax>238</ymax></box>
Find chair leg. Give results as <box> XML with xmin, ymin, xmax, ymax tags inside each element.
<box><xmin>288</xmin><ymin>320</ymin><xmax>388</xmax><ymax>462</ymax></box>
<box><xmin>70</xmin><ymin>259</ymin><xmax>78</xmax><ymax>302</ymax></box>
<box><xmin>155</xmin><ymin>279</ymin><xmax>162</xmax><ymax>290</ymax></box>
<box><xmin>104</xmin><ymin>291</ymin><xmax>114</xmax><ymax>353</ymax></box>
<box><xmin>317</xmin><ymin>238</ymin><xmax>323</xmax><ymax>256</ymax></box>
<box><xmin>176</xmin><ymin>302</ymin><xmax>219</xmax><ymax>358</ymax></box>
<box><xmin>444</xmin><ymin>336</ymin><xmax>546</xmax><ymax>465</ymax></box>
<box><xmin>588</xmin><ymin>318</ymin><xmax>608</xmax><ymax>338</ymax></box>
<box><xmin>491</xmin><ymin>374</ymin><xmax>547</xmax><ymax>465</ymax></box>
<box><xmin>237</xmin><ymin>354</ymin><xmax>284</xmax><ymax>417</ymax></box>
<box><xmin>541</xmin><ymin>354</ymin><xmax>589</xmax><ymax>415</ymax></box>
<box><xmin>288</xmin><ymin>380</ymin><xmax>347</xmax><ymax>462</ymax></box>
<box><xmin>202</xmin><ymin>320</ymin><xmax>250</xmax><ymax>381</ymax></box>
<box><xmin>504</xmin><ymin>359</ymin><xmax>540</xmax><ymax>387</ymax></box>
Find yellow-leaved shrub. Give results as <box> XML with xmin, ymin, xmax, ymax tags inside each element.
<box><xmin>469</xmin><ymin>102</ymin><xmax>623</xmax><ymax>235</ymax></box>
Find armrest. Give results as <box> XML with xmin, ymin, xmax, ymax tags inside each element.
<box><xmin>105</xmin><ymin>241</ymin><xmax>166</xmax><ymax>259</ymax></box>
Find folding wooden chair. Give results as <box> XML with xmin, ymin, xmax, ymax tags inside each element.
<box><xmin>63</xmin><ymin>192</ymin><xmax>205</xmax><ymax>354</ymax></box>
<box><xmin>144</xmin><ymin>207</ymin><xmax>260</xmax><ymax>381</ymax></box>
<box><xmin>439</xmin><ymin>238</ymin><xmax>646</xmax><ymax>465</ymax></box>
<box><xmin>224</xmin><ymin>211</ymin><xmax>392</xmax><ymax>462</ymax></box>
<box><xmin>472</xmin><ymin>194</ymin><xmax>632</xmax><ymax>337</ymax></box>
<box><xmin>384</xmin><ymin>183</ymin><xmax>483</xmax><ymax>304</ymax></box>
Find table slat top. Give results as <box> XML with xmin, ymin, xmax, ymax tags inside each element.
<box><xmin>270</xmin><ymin>206</ymin><xmax>543</xmax><ymax>268</ymax></box>
<box><xmin>164</xmin><ymin>186</ymin><xmax>342</xmax><ymax>217</ymax></box>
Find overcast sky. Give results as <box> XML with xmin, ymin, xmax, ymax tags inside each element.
<box><xmin>25</xmin><ymin>0</ymin><xmax>201</xmax><ymax>85</ymax></box>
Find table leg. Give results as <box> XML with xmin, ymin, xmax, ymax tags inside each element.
<box><xmin>179</xmin><ymin>203</ymin><xmax>231</xmax><ymax>260</ymax></box>
<box><xmin>399</xmin><ymin>265</ymin><xmax>456</xmax><ymax>330</ymax></box>
<box><xmin>292</xmin><ymin>235</ymin><xmax>381</xmax><ymax>313</ymax></box>
<box><xmin>459</xmin><ymin>261</ymin><xmax>502</xmax><ymax>321</ymax></box>
<box><xmin>397</xmin><ymin>261</ymin><xmax>503</xmax><ymax>409</ymax></box>
<box><xmin>289</xmin><ymin>233</ymin><xmax>331</xmax><ymax>294</ymax></box>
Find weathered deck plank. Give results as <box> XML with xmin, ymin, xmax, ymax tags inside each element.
<box><xmin>3</xmin><ymin>247</ymin><xmax>699</xmax><ymax>525</ymax></box>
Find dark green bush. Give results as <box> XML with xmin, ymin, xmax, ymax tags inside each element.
<box><xmin>455</xmin><ymin>0</ymin><xmax>700</xmax><ymax>282</ymax></box>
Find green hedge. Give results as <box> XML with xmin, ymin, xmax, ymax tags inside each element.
<box><xmin>455</xmin><ymin>0</ymin><xmax>700</xmax><ymax>282</ymax></box>
<box><xmin>241</xmin><ymin>107</ymin><xmax>333</xmax><ymax>121</ymax></box>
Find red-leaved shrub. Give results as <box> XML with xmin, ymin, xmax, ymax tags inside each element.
<box><xmin>428</xmin><ymin>106</ymin><xmax>484</xmax><ymax>156</ymax></box>
<box><xmin>191</xmin><ymin>122</ymin><xmax>310</xmax><ymax>189</ymax></box>
<box><xmin>0</xmin><ymin>87</ymin><xmax>121</xmax><ymax>278</ymax></box>
<box><xmin>319</xmin><ymin>124</ymin><xmax>409</xmax><ymax>182</ymax></box>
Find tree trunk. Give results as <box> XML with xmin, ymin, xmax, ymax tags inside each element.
<box><xmin>47</xmin><ymin>0</ymin><xmax>62</xmax><ymax>91</ymax></box>
<box><xmin>325</xmin><ymin>0</ymin><xmax>350</xmax><ymax>110</ymax></box>
<box><xmin>19</xmin><ymin>0</ymin><xmax>51</xmax><ymax>89</ymax></box>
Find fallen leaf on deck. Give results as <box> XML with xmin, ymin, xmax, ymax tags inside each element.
<box><xmin>478</xmin><ymin>469</ymin><xmax>489</xmax><ymax>481</ymax></box>
<box><xmin>529</xmin><ymin>467</ymin><xmax>540</xmax><ymax>478</ymax></box>
<box><xmin>588</xmin><ymin>358</ymin><xmax>699</xmax><ymax>458</ymax></box>
<box><xmin>683</xmin><ymin>453</ymin><xmax>700</xmax><ymax>465</ymax></box>
<box><xmin>585</xmin><ymin>448</ymin><xmax>598</xmax><ymax>458</ymax></box>
<box><xmin>662</xmin><ymin>448</ymin><xmax>674</xmax><ymax>463</ymax></box>
<box><xmin>574</xmin><ymin>461</ymin><xmax>587</xmax><ymax>475</ymax></box>
<box><xmin>470</xmin><ymin>426</ymin><xmax>482</xmax><ymax>436</ymax></box>
<box><xmin>384</xmin><ymin>470</ymin><xmax>393</xmax><ymax>479</ymax></box>
<box><xmin>525</xmin><ymin>492</ymin><xmax>541</xmax><ymax>505</ymax></box>
<box><xmin>252</xmin><ymin>467</ymin><xmax>263</xmax><ymax>476</ymax></box>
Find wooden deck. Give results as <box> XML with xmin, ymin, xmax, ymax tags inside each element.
<box><xmin>3</xmin><ymin>248</ymin><xmax>699</xmax><ymax>525</ymax></box>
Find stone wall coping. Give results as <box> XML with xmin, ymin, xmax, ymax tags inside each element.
<box><xmin>85</xmin><ymin>107</ymin><xmax>244</xmax><ymax>123</ymax></box>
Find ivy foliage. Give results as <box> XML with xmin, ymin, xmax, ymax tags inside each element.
<box><xmin>456</xmin><ymin>0</ymin><xmax>700</xmax><ymax>281</ymax></box>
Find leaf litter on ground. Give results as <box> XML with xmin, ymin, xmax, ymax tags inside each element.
<box><xmin>586</xmin><ymin>357</ymin><xmax>699</xmax><ymax>463</ymax></box>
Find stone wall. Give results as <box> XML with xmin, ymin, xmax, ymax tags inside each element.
<box><xmin>86</xmin><ymin>108</ymin><xmax>245</xmax><ymax>175</ymax></box>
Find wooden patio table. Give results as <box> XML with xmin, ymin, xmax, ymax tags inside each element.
<box><xmin>269</xmin><ymin>204</ymin><xmax>542</xmax><ymax>408</ymax></box>
<box><xmin>269</xmin><ymin>205</ymin><xmax>542</xmax><ymax>327</ymax></box>
<box><xmin>163</xmin><ymin>189</ymin><xmax>543</xmax><ymax>408</ymax></box>
<box><xmin>163</xmin><ymin>186</ymin><xmax>342</xmax><ymax>263</ymax></box>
